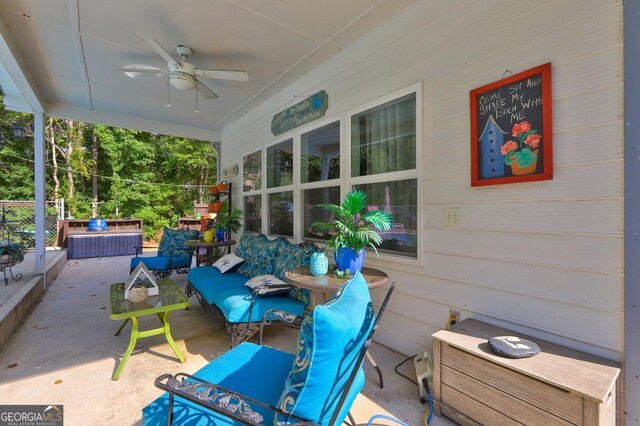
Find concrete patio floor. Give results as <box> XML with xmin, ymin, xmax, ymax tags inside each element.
<box><xmin>0</xmin><ymin>254</ymin><xmax>456</xmax><ymax>426</ymax></box>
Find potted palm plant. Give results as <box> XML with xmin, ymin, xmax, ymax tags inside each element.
<box><xmin>312</xmin><ymin>189</ymin><xmax>392</xmax><ymax>273</ymax></box>
<box><xmin>212</xmin><ymin>204</ymin><xmax>243</xmax><ymax>241</ymax></box>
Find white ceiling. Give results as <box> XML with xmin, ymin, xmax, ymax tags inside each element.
<box><xmin>0</xmin><ymin>0</ymin><xmax>417</xmax><ymax>141</ymax></box>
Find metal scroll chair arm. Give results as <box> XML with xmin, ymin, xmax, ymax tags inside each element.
<box><xmin>258</xmin><ymin>307</ymin><xmax>305</xmax><ymax>345</ymax></box>
<box><xmin>155</xmin><ymin>373</ymin><xmax>319</xmax><ymax>426</ymax></box>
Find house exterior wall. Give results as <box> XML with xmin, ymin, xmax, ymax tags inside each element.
<box><xmin>220</xmin><ymin>0</ymin><xmax>623</xmax><ymax>361</ymax></box>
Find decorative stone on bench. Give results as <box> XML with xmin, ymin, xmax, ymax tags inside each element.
<box><xmin>186</xmin><ymin>233</ymin><xmax>318</xmax><ymax>347</ymax></box>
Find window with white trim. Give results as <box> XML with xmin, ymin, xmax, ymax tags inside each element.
<box><xmin>267</xmin><ymin>138</ymin><xmax>294</xmax><ymax>238</ymax></box>
<box><xmin>300</xmin><ymin>121</ymin><xmax>341</xmax><ymax>241</ymax></box>
<box><xmin>349</xmin><ymin>91</ymin><xmax>418</xmax><ymax>258</ymax></box>
<box><xmin>239</xmin><ymin>85</ymin><xmax>419</xmax><ymax>260</ymax></box>
<box><xmin>242</xmin><ymin>150</ymin><xmax>262</xmax><ymax>233</ymax></box>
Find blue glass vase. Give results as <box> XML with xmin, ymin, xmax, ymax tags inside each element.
<box><xmin>310</xmin><ymin>251</ymin><xmax>329</xmax><ymax>276</ymax></box>
<box><xmin>215</xmin><ymin>228</ymin><xmax>228</xmax><ymax>241</ymax></box>
<box><xmin>334</xmin><ymin>247</ymin><xmax>365</xmax><ymax>273</ymax></box>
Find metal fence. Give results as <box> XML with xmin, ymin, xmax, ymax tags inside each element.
<box><xmin>0</xmin><ymin>200</ymin><xmax>63</xmax><ymax>249</ymax></box>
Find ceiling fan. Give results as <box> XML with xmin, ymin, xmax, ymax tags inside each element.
<box><xmin>121</xmin><ymin>34</ymin><xmax>249</xmax><ymax>100</ymax></box>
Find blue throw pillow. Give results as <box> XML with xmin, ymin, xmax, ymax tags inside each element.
<box><xmin>273</xmin><ymin>242</ymin><xmax>316</xmax><ymax>281</ymax></box>
<box><xmin>237</xmin><ymin>235</ymin><xmax>286</xmax><ymax>278</ymax></box>
<box><xmin>234</xmin><ymin>232</ymin><xmax>259</xmax><ymax>259</ymax></box>
<box><xmin>157</xmin><ymin>227</ymin><xmax>199</xmax><ymax>258</ymax></box>
<box><xmin>275</xmin><ymin>272</ymin><xmax>374</xmax><ymax>425</ymax></box>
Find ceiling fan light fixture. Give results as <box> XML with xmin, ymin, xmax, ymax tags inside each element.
<box><xmin>169</xmin><ymin>71</ymin><xmax>196</xmax><ymax>91</ymax></box>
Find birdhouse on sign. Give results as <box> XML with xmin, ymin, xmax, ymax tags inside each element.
<box><xmin>479</xmin><ymin>114</ymin><xmax>507</xmax><ymax>179</ymax></box>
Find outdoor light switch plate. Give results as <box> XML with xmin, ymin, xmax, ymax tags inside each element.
<box><xmin>443</xmin><ymin>208</ymin><xmax>461</xmax><ymax>228</ymax></box>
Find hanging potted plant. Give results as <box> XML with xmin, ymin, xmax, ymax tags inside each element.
<box><xmin>312</xmin><ymin>189</ymin><xmax>392</xmax><ymax>274</ymax></box>
<box><xmin>212</xmin><ymin>204</ymin><xmax>243</xmax><ymax>241</ymax></box>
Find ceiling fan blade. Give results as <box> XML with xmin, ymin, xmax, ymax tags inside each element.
<box><xmin>196</xmin><ymin>78</ymin><xmax>218</xmax><ymax>99</ymax></box>
<box><xmin>137</xmin><ymin>34</ymin><xmax>179</xmax><ymax>67</ymax></box>
<box><xmin>119</xmin><ymin>66</ymin><xmax>166</xmax><ymax>75</ymax></box>
<box><xmin>194</xmin><ymin>69</ymin><xmax>249</xmax><ymax>82</ymax></box>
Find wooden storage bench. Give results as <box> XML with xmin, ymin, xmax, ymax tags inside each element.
<box><xmin>432</xmin><ymin>319</ymin><xmax>621</xmax><ymax>426</ymax></box>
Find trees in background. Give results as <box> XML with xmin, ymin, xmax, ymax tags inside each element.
<box><xmin>0</xmin><ymin>104</ymin><xmax>217</xmax><ymax>241</ymax></box>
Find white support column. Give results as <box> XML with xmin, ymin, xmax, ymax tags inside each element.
<box><xmin>34</xmin><ymin>112</ymin><xmax>46</xmax><ymax>276</ymax></box>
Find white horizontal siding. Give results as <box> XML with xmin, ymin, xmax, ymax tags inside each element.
<box><xmin>221</xmin><ymin>0</ymin><xmax>623</xmax><ymax>361</ymax></box>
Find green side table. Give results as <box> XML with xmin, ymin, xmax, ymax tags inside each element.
<box><xmin>109</xmin><ymin>278</ymin><xmax>190</xmax><ymax>380</ymax></box>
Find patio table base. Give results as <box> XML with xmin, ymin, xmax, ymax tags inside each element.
<box><xmin>109</xmin><ymin>279</ymin><xmax>190</xmax><ymax>380</ymax></box>
<box><xmin>112</xmin><ymin>312</ymin><xmax>185</xmax><ymax>380</ymax></box>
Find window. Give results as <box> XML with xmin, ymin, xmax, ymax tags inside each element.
<box><xmin>302</xmin><ymin>186</ymin><xmax>341</xmax><ymax>241</ymax></box>
<box><xmin>300</xmin><ymin>121</ymin><xmax>341</xmax><ymax>242</ymax></box>
<box><xmin>269</xmin><ymin>191</ymin><xmax>293</xmax><ymax>237</ymax></box>
<box><xmin>243</xmin><ymin>195</ymin><xmax>262</xmax><ymax>233</ymax></box>
<box><xmin>243</xmin><ymin>150</ymin><xmax>263</xmax><ymax>233</ymax></box>
<box><xmin>351</xmin><ymin>93</ymin><xmax>416</xmax><ymax>177</ymax></box>
<box><xmin>243</xmin><ymin>150</ymin><xmax>262</xmax><ymax>191</ymax></box>
<box><xmin>301</xmin><ymin>121</ymin><xmax>340</xmax><ymax>183</ymax></box>
<box><xmin>354</xmin><ymin>180</ymin><xmax>417</xmax><ymax>257</ymax></box>
<box><xmin>240</xmin><ymin>85</ymin><xmax>419</xmax><ymax>261</ymax></box>
<box><xmin>267</xmin><ymin>139</ymin><xmax>293</xmax><ymax>188</ymax></box>
<box><xmin>349</xmin><ymin>90</ymin><xmax>418</xmax><ymax>258</ymax></box>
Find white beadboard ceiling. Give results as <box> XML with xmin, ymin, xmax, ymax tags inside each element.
<box><xmin>0</xmin><ymin>0</ymin><xmax>416</xmax><ymax>140</ymax></box>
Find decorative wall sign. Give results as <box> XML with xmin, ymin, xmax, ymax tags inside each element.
<box><xmin>271</xmin><ymin>91</ymin><xmax>328</xmax><ymax>135</ymax></box>
<box><xmin>222</xmin><ymin>164</ymin><xmax>238</xmax><ymax>179</ymax></box>
<box><xmin>470</xmin><ymin>63</ymin><xmax>552</xmax><ymax>186</ymax></box>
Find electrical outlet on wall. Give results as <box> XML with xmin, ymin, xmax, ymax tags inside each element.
<box><xmin>443</xmin><ymin>208</ymin><xmax>461</xmax><ymax>227</ymax></box>
<box><xmin>447</xmin><ymin>309</ymin><xmax>460</xmax><ymax>328</ymax></box>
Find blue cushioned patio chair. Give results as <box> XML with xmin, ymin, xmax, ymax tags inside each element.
<box><xmin>130</xmin><ymin>227</ymin><xmax>199</xmax><ymax>279</ymax></box>
<box><xmin>143</xmin><ymin>272</ymin><xmax>395</xmax><ymax>426</ymax></box>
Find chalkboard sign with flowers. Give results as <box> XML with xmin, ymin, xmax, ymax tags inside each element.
<box><xmin>470</xmin><ymin>62</ymin><xmax>553</xmax><ymax>186</ymax></box>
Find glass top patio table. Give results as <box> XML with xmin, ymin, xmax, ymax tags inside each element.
<box><xmin>109</xmin><ymin>278</ymin><xmax>190</xmax><ymax>380</ymax></box>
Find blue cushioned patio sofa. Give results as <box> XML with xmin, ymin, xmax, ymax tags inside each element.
<box><xmin>186</xmin><ymin>233</ymin><xmax>319</xmax><ymax>346</ymax></box>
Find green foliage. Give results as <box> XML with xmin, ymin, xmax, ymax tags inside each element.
<box><xmin>312</xmin><ymin>189</ymin><xmax>393</xmax><ymax>254</ymax></box>
<box><xmin>212</xmin><ymin>204</ymin><xmax>243</xmax><ymax>233</ymax></box>
<box><xmin>0</xmin><ymin>102</ymin><xmax>217</xmax><ymax>242</ymax></box>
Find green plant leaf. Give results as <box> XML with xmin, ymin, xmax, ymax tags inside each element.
<box><xmin>361</xmin><ymin>210</ymin><xmax>393</xmax><ymax>231</ymax></box>
<box><xmin>341</xmin><ymin>189</ymin><xmax>368</xmax><ymax>215</ymax></box>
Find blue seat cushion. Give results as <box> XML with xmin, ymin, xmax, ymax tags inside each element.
<box><xmin>276</xmin><ymin>272</ymin><xmax>374</xmax><ymax>426</ymax></box>
<box><xmin>214</xmin><ymin>287</ymin><xmax>306</xmax><ymax>323</ymax></box>
<box><xmin>187</xmin><ymin>267</ymin><xmax>248</xmax><ymax>305</ymax></box>
<box><xmin>142</xmin><ymin>342</ymin><xmax>294</xmax><ymax>426</ymax></box>
<box><xmin>130</xmin><ymin>256</ymin><xmax>192</xmax><ymax>271</ymax></box>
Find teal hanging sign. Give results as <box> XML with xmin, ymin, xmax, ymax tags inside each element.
<box><xmin>271</xmin><ymin>91</ymin><xmax>328</xmax><ymax>135</ymax></box>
